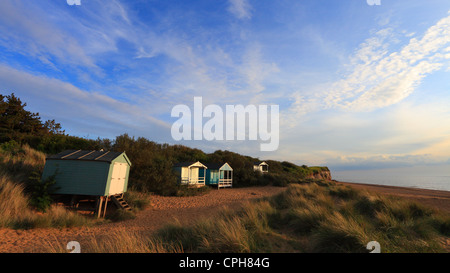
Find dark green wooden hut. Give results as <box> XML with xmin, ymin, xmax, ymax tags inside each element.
<box><xmin>41</xmin><ymin>150</ymin><xmax>132</xmax><ymax>217</ymax></box>
<box><xmin>42</xmin><ymin>150</ymin><xmax>132</xmax><ymax>196</ymax></box>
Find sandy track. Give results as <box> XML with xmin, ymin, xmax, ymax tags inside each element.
<box><xmin>0</xmin><ymin>186</ymin><xmax>285</xmax><ymax>253</ymax></box>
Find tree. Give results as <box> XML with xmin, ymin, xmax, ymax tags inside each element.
<box><xmin>0</xmin><ymin>93</ymin><xmax>67</xmax><ymax>151</ymax></box>
<box><xmin>44</xmin><ymin>119</ymin><xmax>65</xmax><ymax>135</ymax></box>
<box><xmin>0</xmin><ymin>93</ymin><xmax>46</xmax><ymax>142</ymax></box>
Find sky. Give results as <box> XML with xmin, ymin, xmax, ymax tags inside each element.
<box><xmin>1</xmin><ymin>0</ymin><xmax>450</xmax><ymax>171</ymax></box>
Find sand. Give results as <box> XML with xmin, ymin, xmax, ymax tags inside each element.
<box><xmin>0</xmin><ymin>186</ymin><xmax>285</xmax><ymax>253</ymax></box>
<box><xmin>0</xmin><ymin>182</ymin><xmax>449</xmax><ymax>253</ymax></box>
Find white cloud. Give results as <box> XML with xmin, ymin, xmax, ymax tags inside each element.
<box><xmin>326</xmin><ymin>13</ymin><xmax>450</xmax><ymax>112</ymax></box>
<box><xmin>325</xmin><ymin>154</ymin><xmax>439</xmax><ymax>170</ymax></box>
<box><xmin>10</xmin><ymin>2</ymin><xmax>117</xmax><ymax>68</ymax></box>
<box><xmin>283</xmin><ymin>11</ymin><xmax>450</xmax><ymax>124</ymax></box>
<box><xmin>228</xmin><ymin>0</ymin><xmax>252</xmax><ymax>20</ymax></box>
<box><xmin>0</xmin><ymin>65</ymin><xmax>170</xmax><ymax>139</ymax></box>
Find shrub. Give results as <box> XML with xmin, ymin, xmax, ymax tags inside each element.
<box><xmin>27</xmin><ymin>171</ymin><xmax>59</xmax><ymax>212</ymax></box>
<box><xmin>123</xmin><ymin>191</ymin><xmax>151</xmax><ymax>211</ymax></box>
<box><xmin>0</xmin><ymin>140</ymin><xmax>20</xmax><ymax>152</ymax></box>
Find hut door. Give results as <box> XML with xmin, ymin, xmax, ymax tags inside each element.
<box><xmin>189</xmin><ymin>167</ymin><xmax>199</xmax><ymax>183</ymax></box>
<box><xmin>109</xmin><ymin>162</ymin><xmax>127</xmax><ymax>195</ymax></box>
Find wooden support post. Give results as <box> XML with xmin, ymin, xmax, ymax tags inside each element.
<box><xmin>96</xmin><ymin>196</ymin><xmax>103</xmax><ymax>218</ymax></box>
<box><xmin>70</xmin><ymin>195</ymin><xmax>79</xmax><ymax>208</ymax></box>
<box><xmin>102</xmin><ymin>196</ymin><xmax>109</xmax><ymax>218</ymax></box>
<box><xmin>94</xmin><ymin>197</ymin><xmax>99</xmax><ymax>216</ymax></box>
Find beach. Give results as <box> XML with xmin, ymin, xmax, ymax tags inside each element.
<box><xmin>337</xmin><ymin>181</ymin><xmax>450</xmax><ymax>213</ymax></box>
<box><xmin>0</xmin><ymin>186</ymin><xmax>285</xmax><ymax>253</ymax></box>
<box><xmin>0</xmin><ymin>182</ymin><xmax>449</xmax><ymax>253</ymax></box>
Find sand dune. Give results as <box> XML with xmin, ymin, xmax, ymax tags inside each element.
<box><xmin>0</xmin><ymin>182</ymin><xmax>449</xmax><ymax>253</ymax></box>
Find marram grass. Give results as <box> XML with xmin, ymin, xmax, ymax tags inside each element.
<box><xmin>48</xmin><ymin>181</ymin><xmax>450</xmax><ymax>253</ymax></box>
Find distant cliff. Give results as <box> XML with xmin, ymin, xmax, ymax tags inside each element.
<box><xmin>306</xmin><ymin>167</ymin><xmax>332</xmax><ymax>181</ymax></box>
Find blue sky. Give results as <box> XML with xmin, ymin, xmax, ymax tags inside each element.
<box><xmin>1</xmin><ymin>0</ymin><xmax>450</xmax><ymax>170</ymax></box>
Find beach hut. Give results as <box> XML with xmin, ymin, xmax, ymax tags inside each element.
<box><xmin>41</xmin><ymin>150</ymin><xmax>132</xmax><ymax>217</ymax></box>
<box><xmin>173</xmin><ymin>161</ymin><xmax>207</xmax><ymax>187</ymax></box>
<box><xmin>205</xmin><ymin>162</ymin><xmax>233</xmax><ymax>188</ymax></box>
<box><xmin>253</xmin><ymin>161</ymin><xmax>269</xmax><ymax>173</ymax></box>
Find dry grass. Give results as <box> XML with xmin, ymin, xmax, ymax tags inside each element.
<box><xmin>0</xmin><ymin>173</ymin><xmax>32</xmax><ymax>227</ymax></box>
<box><xmin>58</xmin><ymin>181</ymin><xmax>450</xmax><ymax>253</ymax></box>
<box><xmin>0</xmin><ymin>145</ymin><xmax>96</xmax><ymax>229</ymax></box>
<box><xmin>3</xmin><ymin>145</ymin><xmax>448</xmax><ymax>253</ymax></box>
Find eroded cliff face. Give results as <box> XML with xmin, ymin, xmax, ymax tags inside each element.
<box><xmin>307</xmin><ymin>170</ymin><xmax>332</xmax><ymax>181</ymax></box>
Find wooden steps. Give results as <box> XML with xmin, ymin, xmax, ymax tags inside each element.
<box><xmin>111</xmin><ymin>193</ymin><xmax>131</xmax><ymax>211</ymax></box>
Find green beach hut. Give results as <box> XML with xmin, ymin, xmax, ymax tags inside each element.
<box><xmin>205</xmin><ymin>162</ymin><xmax>233</xmax><ymax>188</ymax></box>
<box><xmin>41</xmin><ymin>150</ymin><xmax>132</xmax><ymax>217</ymax></box>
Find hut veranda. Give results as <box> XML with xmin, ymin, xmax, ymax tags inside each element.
<box><xmin>205</xmin><ymin>162</ymin><xmax>233</xmax><ymax>188</ymax></box>
<box><xmin>173</xmin><ymin>161</ymin><xmax>233</xmax><ymax>188</ymax></box>
<box><xmin>41</xmin><ymin>150</ymin><xmax>132</xmax><ymax>217</ymax></box>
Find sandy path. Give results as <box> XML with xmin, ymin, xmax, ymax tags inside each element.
<box><xmin>0</xmin><ymin>186</ymin><xmax>285</xmax><ymax>253</ymax></box>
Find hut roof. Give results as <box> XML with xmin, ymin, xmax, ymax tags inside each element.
<box><xmin>46</xmin><ymin>150</ymin><xmax>128</xmax><ymax>164</ymax></box>
<box><xmin>253</xmin><ymin>161</ymin><xmax>268</xmax><ymax>166</ymax></box>
<box><xmin>173</xmin><ymin>161</ymin><xmax>197</xmax><ymax>167</ymax></box>
<box><xmin>173</xmin><ymin>161</ymin><xmax>207</xmax><ymax>168</ymax></box>
<box><xmin>204</xmin><ymin>162</ymin><xmax>232</xmax><ymax>170</ymax></box>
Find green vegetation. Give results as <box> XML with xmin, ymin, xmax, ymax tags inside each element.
<box><xmin>0</xmin><ymin>144</ymin><xmax>95</xmax><ymax>229</ymax></box>
<box><xmin>47</xmin><ymin>181</ymin><xmax>450</xmax><ymax>253</ymax></box>
<box><xmin>28</xmin><ymin>171</ymin><xmax>59</xmax><ymax>212</ymax></box>
<box><xmin>2</xmin><ymin>93</ymin><xmax>449</xmax><ymax>252</ymax></box>
<box><xmin>0</xmin><ymin>142</ymin><xmax>150</xmax><ymax>228</ymax></box>
<box><xmin>1</xmin><ymin>92</ymin><xmax>328</xmax><ymax>197</ymax></box>
<box><xmin>0</xmin><ymin>93</ymin><xmax>106</xmax><ymax>154</ymax></box>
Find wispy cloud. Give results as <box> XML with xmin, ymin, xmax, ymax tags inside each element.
<box><xmin>0</xmin><ymin>64</ymin><xmax>170</xmax><ymax>139</ymax></box>
<box><xmin>284</xmin><ymin>10</ymin><xmax>450</xmax><ymax>124</ymax></box>
<box><xmin>1</xmin><ymin>0</ymin><xmax>449</xmax><ymax>169</ymax></box>
<box><xmin>326</xmin><ymin>12</ymin><xmax>450</xmax><ymax>112</ymax></box>
<box><xmin>0</xmin><ymin>0</ymin><xmax>98</xmax><ymax>71</ymax></box>
<box><xmin>228</xmin><ymin>0</ymin><xmax>252</xmax><ymax>20</ymax></box>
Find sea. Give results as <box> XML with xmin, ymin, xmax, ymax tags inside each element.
<box><xmin>332</xmin><ymin>165</ymin><xmax>450</xmax><ymax>192</ymax></box>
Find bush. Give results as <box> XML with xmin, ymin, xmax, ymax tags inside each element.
<box><xmin>123</xmin><ymin>191</ymin><xmax>151</xmax><ymax>211</ymax></box>
<box><xmin>0</xmin><ymin>140</ymin><xmax>20</xmax><ymax>152</ymax></box>
<box><xmin>27</xmin><ymin>171</ymin><xmax>59</xmax><ymax>212</ymax></box>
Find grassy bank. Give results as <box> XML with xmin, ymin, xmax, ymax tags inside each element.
<box><xmin>51</xmin><ymin>180</ymin><xmax>450</xmax><ymax>253</ymax></box>
<box><xmin>0</xmin><ymin>143</ymin><xmax>153</xmax><ymax>229</ymax></box>
<box><xmin>0</xmin><ymin>144</ymin><xmax>95</xmax><ymax>229</ymax></box>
